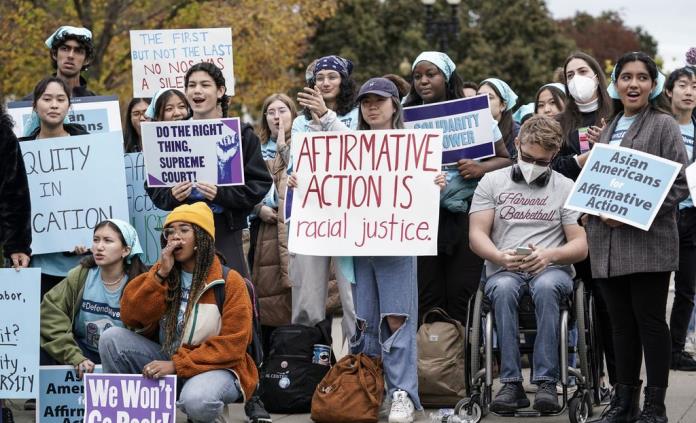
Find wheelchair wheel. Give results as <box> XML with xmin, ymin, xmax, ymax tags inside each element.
<box><xmin>454</xmin><ymin>396</ymin><xmax>483</xmax><ymax>423</ymax></box>
<box><xmin>568</xmin><ymin>390</ymin><xmax>591</xmax><ymax>423</ymax></box>
<box><xmin>470</xmin><ymin>289</ymin><xmax>484</xmax><ymax>386</ymax></box>
<box><xmin>574</xmin><ymin>280</ymin><xmax>590</xmax><ymax>390</ymax></box>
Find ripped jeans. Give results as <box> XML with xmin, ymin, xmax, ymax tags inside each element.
<box><xmin>350</xmin><ymin>256</ymin><xmax>421</xmax><ymax>410</ymax></box>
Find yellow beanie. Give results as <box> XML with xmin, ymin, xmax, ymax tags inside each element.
<box><xmin>164</xmin><ymin>202</ymin><xmax>215</xmax><ymax>240</ymax></box>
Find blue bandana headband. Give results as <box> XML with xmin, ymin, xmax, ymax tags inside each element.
<box><xmin>45</xmin><ymin>26</ymin><xmax>92</xmax><ymax>48</ymax></box>
<box><xmin>314</xmin><ymin>55</ymin><xmax>353</xmax><ymax>79</ymax></box>
<box><xmin>512</xmin><ymin>102</ymin><xmax>535</xmax><ymax>124</ymax></box>
<box><xmin>145</xmin><ymin>88</ymin><xmax>185</xmax><ymax>120</ymax></box>
<box><xmin>106</xmin><ymin>218</ymin><xmax>144</xmax><ymax>263</ymax></box>
<box><xmin>607</xmin><ymin>63</ymin><xmax>665</xmax><ymax>100</ymax></box>
<box><xmin>412</xmin><ymin>51</ymin><xmax>456</xmax><ymax>81</ymax></box>
<box><xmin>482</xmin><ymin>78</ymin><xmax>518</xmax><ymax>111</ymax></box>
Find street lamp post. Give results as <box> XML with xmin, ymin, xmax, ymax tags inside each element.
<box><xmin>421</xmin><ymin>0</ymin><xmax>461</xmax><ymax>53</ymax></box>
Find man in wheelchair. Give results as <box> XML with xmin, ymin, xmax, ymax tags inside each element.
<box><xmin>468</xmin><ymin>115</ymin><xmax>588</xmax><ymax>414</ymax></box>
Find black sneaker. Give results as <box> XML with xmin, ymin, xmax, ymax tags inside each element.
<box><xmin>244</xmin><ymin>395</ymin><xmax>272</xmax><ymax>423</ymax></box>
<box><xmin>533</xmin><ymin>381</ymin><xmax>561</xmax><ymax>413</ymax></box>
<box><xmin>490</xmin><ymin>382</ymin><xmax>530</xmax><ymax>413</ymax></box>
<box><xmin>671</xmin><ymin>350</ymin><xmax>696</xmax><ymax>371</ymax></box>
<box><xmin>2</xmin><ymin>407</ymin><xmax>15</xmax><ymax>423</ymax></box>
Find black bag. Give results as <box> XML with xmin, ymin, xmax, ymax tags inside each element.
<box><xmin>259</xmin><ymin>320</ymin><xmax>334</xmax><ymax>413</ymax></box>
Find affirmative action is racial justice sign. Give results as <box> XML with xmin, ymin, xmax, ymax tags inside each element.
<box><xmin>0</xmin><ymin>268</ymin><xmax>40</xmax><ymax>399</ymax></box>
<box><xmin>403</xmin><ymin>94</ymin><xmax>495</xmax><ymax>165</ymax></box>
<box><xmin>21</xmin><ymin>132</ymin><xmax>129</xmax><ymax>254</ymax></box>
<box><xmin>7</xmin><ymin>96</ymin><xmax>122</xmax><ymax>138</ymax></box>
<box><xmin>289</xmin><ymin>129</ymin><xmax>443</xmax><ymax>256</ymax></box>
<box><xmin>141</xmin><ymin>118</ymin><xmax>244</xmax><ymax>187</ymax></box>
<box><xmin>130</xmin><ymin>28</ymin><xmax>234</xmax><ymax>97</ymax></box>
<box><xmin>565</xmin><ymin>143</ymin><xmax>682</xmax><ymax>231</ymax></box>
<box><xmin>84</xmin><ymin>374</ymin><xmax>176</xmax><ymax>423</ymax></box>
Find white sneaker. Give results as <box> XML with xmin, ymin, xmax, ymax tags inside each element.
<box><xmin>388</xmin><ymin>390</ymin><xmax>415</xmax><ymax>423</ymax></box>
<box><xmin>685</xmin><ymin>332</ymin><xmax>696</xmax><ymax>353</ymax></box>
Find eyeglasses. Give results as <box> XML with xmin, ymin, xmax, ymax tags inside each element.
<box><xmin>131</xmin><ymin>110</ymin><xmax>147</xmax><ymax>118</ymax></box>
<box><xmin>162</xmin><ymin>224</ymin><xmax>193</xmax><ymax>239</ymax></box>
<box><xmin>265</xmin><ymin>108</ymin><xmax>290</xmax><ymax>117</ymax></box>
<box><xmin>518</xmin><ymin>147</ymin><xmax>555</xmax><ymax>167</ymax></box>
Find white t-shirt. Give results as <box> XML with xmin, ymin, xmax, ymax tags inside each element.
<box><xmin>469</xmin><ymin>167</ymin><xmax>581</xmax><ymax>277</ymax></box>
<box><xmin>609</xmin><ymin>115</ymin><xmax>638</xmax><ymax>146</ymax></box>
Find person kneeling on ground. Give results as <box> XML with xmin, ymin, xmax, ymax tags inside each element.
<box><xmin>99</xmin><ymin>202</ymin><xmax>258</xmax><ymax>422</ymax></box>
<box><xmin>469</xmin><ymin>115</ymin><xmax>588</xmax><ymax>413</ymax></box>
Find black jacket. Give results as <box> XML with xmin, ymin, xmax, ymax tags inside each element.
<box><xmin>552</xmin><ymin>110</ymin><xmax>598</xmax><ymax>181</ymax></box>
<box><xmin>146</xmin><ymin>123</ymin><xmax>272</xmax><ymax>232</ymax></box>
<box><xmin>18</xmin><ymin>123</ymin><xmax>89</xmax><ymax>141</ymax></box>
<box><xmin>0</xmin><ymin>113</ymin><xmax>32</xmax><ymax>258</ymax></box>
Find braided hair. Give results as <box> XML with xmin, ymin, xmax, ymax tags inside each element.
<box><xmin>184</xmin><ymin>62</ymin><xmax>229</xmax><ymax>117</ymax></box>
<box><xmin>160</xmin><ymin>225</ymin><xmax>217</xmax><ymax>355</ymax></box>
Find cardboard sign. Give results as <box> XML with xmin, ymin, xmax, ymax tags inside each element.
<box><xmin>84</xmin><ymin>374</ymin><xmax>176</xmax><ymax>423</ymax></box>
<box><xmin>288</xmin><ymin>129</ymin><xmax>443</xmax><ymax>256</ymax></box>
<box><xmin>0</xmin><ymin>268</ymin><xmax>40</xmax><ymax>398</ymax></box>
<box><xmin>20</xmin><ymin>132</ymin><xmax>130</xmax><ymax>254</ymax></box>
<box><xmin>130</xmin><ymin>28</ymin><xmax>234</xmax><ymax>97</ymax></box>
<box><xmin>124</xmin><ymin>153</ymin><xmax>169</xmax><ymax>265</ymax></box>
<box><xmin>37</xmin><ymin>365</ymin><xmax>102</xmax><ymax>423</ymax></box>
<box><xmin>141</xmin><ymin>118</ymin><xmax>245</xmax><ymax>187</ymax></box>
<box><xmin>565</xmin><ymin>143</ymin><xmax>682</xmax><ymax>230</ymax></box>
<box><xmin>7</xmin><ymin>96</ymin><xmax>122</xmax><ymax>138</ymax></box>
<box><xmin>403</xmin><ymin>95</ymin><xmax>495</xmax><ymax>165</ymax></box>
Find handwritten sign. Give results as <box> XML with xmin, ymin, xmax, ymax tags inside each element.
<box><xmin>0</xmin><ymin>268</ymin><xmax>40</xmax><ymax>398</ymax></box>
<box><xmin>7</xmin><ymin>96</ymin><xmax>122</xmax><ymax>138</ymax></box>
<box><xmin>124</xmin><ymin>153</ymin><xmax>169</xmax><ymax>265</ymax></box>
<box><xmin>288</xmin><ymin>129</ymin><xmax>442</xmax><ymax>256</ymax></box>
<box><xmin>141</xmin><ymin>118</ymin><xmax>245</xmax><ymax>187</ymax></box>
<box><xmin>403</xmin><ymin>95</ymin><xmax>495</xmax><ymax>165</ymax></box>
<box><xmin>37</xmin><ymin>365</ymin><xmax>102</xmax><ymax>423</ymax></box>
<box><xmin>20</xmin><ymin>132</ymin><xmax>130</xmax><ymax>254</ymax></box>
<box><xmin>565</xmin><ymin>143</ymin><xmax>682</xmax><ymax>231</ymax></box>
<box><xmin>130</xmin><ymin>28</ymin><xmax>234</xmax><ymax>97</ymax></box>
<box><xmin>84</xmin><ymin>374</ymin><xmax>176</xmax><ymax>423</ymax></box>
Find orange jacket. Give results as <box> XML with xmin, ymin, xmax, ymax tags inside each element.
<box><xmin>120</xmin><ymin>257</ymin><xmax>259</xmax><ymax>400</ymax></box>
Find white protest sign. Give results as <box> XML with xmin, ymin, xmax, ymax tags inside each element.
<box><xmin>141</xmin><ymin>118</ymin><xmax>245</xmax><ymax>187</ymax></box>
<box><xmin>289</xmin><ymin>129</ymin><xmax>443</xmax><ymax>256</ymax></box>
<box><xmin>130</xmin><ymin>28</ymin><xmax>234</xmax><ymax>97</ymax></box>
<box><xmin>7</xmin><ymin>96</ymin><xmax>122</xmax><ymax>138</ymax></box>
<box><xmin>20</xmin><ymin>132</ymin><xmax>130</xmax><ymax>254</ymax></box>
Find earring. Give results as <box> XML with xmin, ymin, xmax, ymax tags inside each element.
<box><xmin>194</xmin><ymin>246</ymin><xmax>198</xmax><ymax>250</ymax></box>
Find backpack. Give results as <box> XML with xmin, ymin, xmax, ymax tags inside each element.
<box><xmin>258</xmin><ymin>319</ymin><xmax>334</xmax><ymax>413</ymax></box>
<box><xmin>417</xmin><ymin>307</ymin><xmax>467</xmax><ymax>407</ymax></box>
<box><xmin>212</xmin><ymin>266</ymin><xmax>264</xmax><ymax>366</ymax></box>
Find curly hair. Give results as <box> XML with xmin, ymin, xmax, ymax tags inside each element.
<box><xmin>185</xmin><ymin>62</ymin><xmax>229</xmax><ymax>117</ymax></box>
<box><xmin>50</xmin><ymin>33</ymin><xmax>94</xmax><ymax>71</ymax></box>
<box><xmin>303</xmin><ymin>75</ymin><xmax>356</xmax><ymax>120</ymax></box>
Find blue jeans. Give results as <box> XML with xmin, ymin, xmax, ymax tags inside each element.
<box><xmin>350</xmin><ymin>256</ymin><xmax>422</xmax><ymax>410</ymax></box>
<box><xmin>484</xmin><ymin>267</ymin><xmax>573</xmax><ymax>384</ymax></box>
<box><xmin>99</xmin><ymin>327</ymin><xmax>242</xmax><ymax>422</ymax></box>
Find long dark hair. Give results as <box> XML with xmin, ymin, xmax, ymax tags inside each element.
<box><xmin>611</xmin><ymin>52</ymin><xmax>669</xmax><ymax>118</ymax></box>
<box><xmin>154</xmin><ymin>90</ymin><xmax>192</xmax><ymax>122</ymax></box>
<box><xmin>303</xmin><ymin>74</ymin><xmax>357</xmax><ymax>120</ymax></box>
<box><xmin>479</xmin><ymin>80</ymin><xmax>514</xmax><ymax>146</ymax></box>
<box><xmin>79</xmin><ymin>221</ymin><xmax>148</xmax><ymax>281</ymax></box>
<box><xmin>403</xmin><ymin>68</ymin><xmax>465</xmax><ymax>107</ymax></box>
<box><xmin>32</xmin><ymin>76</ymin><xmax>71</xmax><ymax>109</ymax></box>
<box><xmin>123</xmin><ymin>98</ymin><xmax>150</xmax><ymax>153</ymax></box>
<box><xmin>534</xmin><ymin>85</ymin><xmax>567</xmax><ymax>115</ymax></box>
<box><xmin>159</xmin><ymin>225</ymin><xmax>216</xmax><ymax>355</ymax></box>
<box><xmin>184</xmin><ymin>62</ymin><xmax>229</xmax><ymax>117</ymax></box>
<box><xmin>558</xmin><ymin>52</ymin><xmax>613</xmax><ymax>141</ymax></box>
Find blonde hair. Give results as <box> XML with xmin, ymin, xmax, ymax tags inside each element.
<box><xmin>518</xmin><ymin>115</ymin><xmax>562</xmax><ymax>151</ymax></box>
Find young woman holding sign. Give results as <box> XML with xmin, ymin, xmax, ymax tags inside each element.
<box><xmin>99</xmin><ymin>202</ymin><xmax>258</xmax><ymax>422</ymax></box>
<box><xmin>19</xmin><ymin>76</ymin><xmax>91</xmax><ymax>298</ymax></box>
<box><xmin>145</xmin><ymin>63</ymin><xmax>271</xmax><ymax>278</ymax></box>
<box><xmin>403</xmin><ymin>52</ymin><xmax>511</xmax><ymax>326</ymax></box>
<box><xmin>663</xmin><ymin>67</ymin><xmax>696</xmax><ymax>372</ymax></box>
<box><xmin>582</xmin><ymin>52</ymin><xmax>688</xmax><ymax>423</ymax></box>
<box><xmin>40</xmin><ymin>219</ymin><xmax>147</xmax><ymax>375</ymax></box>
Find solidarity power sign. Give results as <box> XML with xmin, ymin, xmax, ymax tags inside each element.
<box><xmin>0</xmin><ymin>268</ymin><xmax>40</xmax><ymax>398</ymax></box>
<box><xmin>289</xmin><ymin>129</ymin><xmax>443</xmax><ymax>256</ymax></box>
<box><xmin>130</xmin><ymin>28</ymin><xmax>234</xmax><ymax>97</ymax></box>
<box><xmin>141</xmin><ymin>118</ymin><xmax>245</xmax><ymax>187</ymax></box>
<box><xmin>565</xmin><ymin>143</ymin><xmax>682</xmax><ymax>231</ymax></box>
<box><xmin>403</xmin><ymin>95</ymin><xmax>495</xmax><ymax>165</ymax></box>
<box><xmin>84</xmin><ymin>374</ymin><xmax>176</xmax><ymax>423</ymax></box>
<box><xmin>21</xmin><ymin>132</ymin><xmax>130</xmax><ymax>254</ymax></box>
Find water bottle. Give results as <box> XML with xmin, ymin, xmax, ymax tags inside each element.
<box><xmin>428</xmin><ymin>408</ymin><xmax>462</xmax><ymax>422</ymax></box>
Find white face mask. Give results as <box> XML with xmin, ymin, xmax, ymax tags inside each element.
<box><xmin>568</xmin><ymin>74</ymin><xmax>598</xmax><ymax>104</ymax></box>
<box><xmin>517</xmin><ymin>159</ymin><xmax>549</xmax><ymax>184</ymax></box>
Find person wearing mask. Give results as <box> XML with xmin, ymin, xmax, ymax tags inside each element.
<box><xmin>663</xmin><ymin>66</ymin><xmax>696</xmax><ymax>372</ymax></box>
<box><xmin>123</xmin><ymin>98</ymin><xmax>151</xmax><ymax>153</ymax></box>
<box><xmin>19</xmin><ymin>77</ymin><xmax>90</xmax><ymax>298</ymax></box>
<box><xmin>99</xmin><ymin>202</ymin><xmax>258</xmax><ymax>423</ymax></box>
<box><xmin>585</xmin><ymin>52</ymin><xmax>688</xmax><ymax>423</ymax></box>
<box><xmin>478</xmin><ymin>78</ymin><xmax>519</xmax><ymax>157</ymax></box>
<box><xmin>404</xmin><ymin>52</ymin><xmax>512</xmax><ymax>326</ymax></box>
